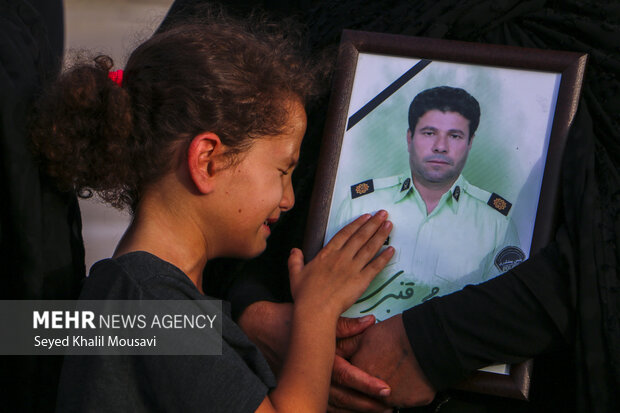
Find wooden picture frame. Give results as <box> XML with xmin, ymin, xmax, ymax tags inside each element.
<box><xmin>303</xmin><ymin>30</ymin><xmax>586</xmax><ymax>399</ymax></box>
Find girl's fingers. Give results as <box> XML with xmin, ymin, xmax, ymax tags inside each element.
<box><xmin>340</xmin><ymin>210</ymin><xmax>389</xmax><ymax>255</ymax></box>
<box><xmin>327</xmin><ymin>214</ymin><xmax>372</xmax><ymax>250</ymax></box>
<box><xmin>353</xmin><ymin>220</ymin><xmax>393</xmax><ymax>263</ymax></box>
<box><xmin>361</xmin><ymin>246</ymin><xmax>395</xmax><ymax>280</ymax></box>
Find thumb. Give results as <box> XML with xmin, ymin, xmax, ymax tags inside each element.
<box><xmin>287</xmin><ymin>248</ymin><xmax>305</xmax><ymax>278</ymax></box>
<box><xmin>336</xmin><ymin>315</ymin><xmax>376</xmax><ymax>338</ymax></box>
<box><xmin>288</xmin><ymin>248</ymin><xmax>305</xmax><ymax>299</ymax></box>
<box><xmin>332</xmin><ymin>355</ymin><xmax>391</xmax><ymax>398</ymax></box>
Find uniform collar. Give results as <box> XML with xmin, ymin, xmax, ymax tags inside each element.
<box><xmin>402</xmin><ymin>174</ymin><xmax>467</xmax><ymax>215</ymax></box>
<box><xmin>393</xmin><ymin>174</ymin><xmax>414</xmax><ymax>204</ymax></box>
<box><xmin>445</xmin><ymin>174</ymin><xmax>467</xmax><ymax>214</ymax></box>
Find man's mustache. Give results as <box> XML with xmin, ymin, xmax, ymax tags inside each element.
<box><xmin>423</xmin><ymin>155</ymin><xmax>453</xmax><ymax>165</ymax></box>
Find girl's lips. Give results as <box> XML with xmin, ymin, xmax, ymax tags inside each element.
<box><xmin>263</xmin><ymin>218</ymin><xmax>278</xmax><ymax>234</ymax></box>
<box><xmin>262</xmin><ymin>223</ymin><xmax>271</xmax><ymax>235</ymax></box>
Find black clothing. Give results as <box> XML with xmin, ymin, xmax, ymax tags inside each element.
<box><xmin>404</xmin><ymin>249</ymin><xmax>566</xmax><ymax>391</ymax></box>
<box><xmin>403</xmin><ymin>245</ymin><xmax>574</xmax><ymax>413</ymax></box>
<box><xmin>159</xmin><ymin>1</ymin><xmax>620</xmax><ymax>411</ymax></box>
<box><xmin>56</xmin><ymin>252</ymin><xmax>276</xmax><ymax>413</ymax></box>
<box><xmin>0</xmin><ymin>0</ymin><xmax>83</xmax><ymax>299</ymax></box>
<box><xmin>1</xmin><ymin>1</ymin><xmax>84</xmax><ymax>411</ymax></box>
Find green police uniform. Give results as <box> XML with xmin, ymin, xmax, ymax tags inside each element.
<box><xmin>326</xmin><ymin>173</ymin><xmax>524</xmax><ymax>320</ymax></box>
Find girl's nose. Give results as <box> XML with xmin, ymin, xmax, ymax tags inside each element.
<box><xmin>280</xmin><ymin>180</ymin><xmax>295</xmax><ymax>211</ymax></box>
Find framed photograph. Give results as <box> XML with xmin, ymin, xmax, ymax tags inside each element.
<box><xmin>303</xmin><ymin>30</ymin><xmax>586</xmax><ymax>399</ymax></box>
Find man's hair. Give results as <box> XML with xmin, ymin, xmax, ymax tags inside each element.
<box><xmin>408</xmin><ymin>86</ymin><xmax>481</xmax><ymax>139</ymax></box>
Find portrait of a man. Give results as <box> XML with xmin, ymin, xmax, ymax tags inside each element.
<box><xmin>327</xmin><ymin>86</ymin><xmax>526</xmax><ymax>319</ymax></box>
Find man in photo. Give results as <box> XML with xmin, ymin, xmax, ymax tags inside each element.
<box><xmin>330</xmin><ymin>86</ymin><xmax>525</xmax><ymax>318</ymax></box>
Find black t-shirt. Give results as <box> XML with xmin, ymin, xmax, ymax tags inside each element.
<box><xmin>56</xmin><ymin>252</ymin><xmax>276</xmax><ymax>413</ymax></box>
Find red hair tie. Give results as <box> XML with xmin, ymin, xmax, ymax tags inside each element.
<box><xmin>108</xmin><ymin>70</ymin><xmax>123</xmax><ymax>87</ymax></box>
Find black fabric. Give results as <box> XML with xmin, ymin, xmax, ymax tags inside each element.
<box><xmin>403</xmin><ymin>244</ymin><xmax>574</xmax><ymax>412</ymax></box>
<box><xmin>158</xmin><ymin>0</ymin><xmax>620</xmax><ymax>411</ymax></box>
<box><xmin>0</xmin><ymin>0</ymin><xmax>82</xmax><ymax>301</ymax></box>
<box><xmin>56</xmin><ymin>252</ymin><xmax>276</xmax><ymax>413</ymax></box>
<box><xmin>403</xmin><ymin>259</ymin><xmax>564</xmax><ymax>392</ymax></box>
<box><xmin>0</xmin><ymin>0</ymin><xmax>84</xmax><ymax>411</ymax></box>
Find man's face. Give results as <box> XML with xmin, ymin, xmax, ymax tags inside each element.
<box><xmin>407</xmin><ymin>109</ymin><xmax>473</xmax><ymax>188</ymax></box>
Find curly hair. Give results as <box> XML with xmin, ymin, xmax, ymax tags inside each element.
<box><xmin>30</xmin><ymin>15</ymin><xmax>325</xmax><ymax>211</ymax></box>
<box><xmin>408</xmin><ymin>86</ymin><xmax>481</xmax><ymax>140</ymax></box>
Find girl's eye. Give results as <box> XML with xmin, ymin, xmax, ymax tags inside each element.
<box><xmin>280</xmin><ymin>169</ymin><xmax>289</xmax><ymax>176</ymax></box>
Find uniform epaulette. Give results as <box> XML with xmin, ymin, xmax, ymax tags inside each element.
<box><xmin>350</xmin><ymin>175</ymin><xmax>404</xmax><ymax>199</ymax></box>
<box><xmin>487</xmin><ymin>193</ymin><xmax>512</xmax><ymax>216</ymax></box>
<box><xmin>465</xmin><ymin>184</ymin><xmax>512</xmax><ymax>216</ymax></box>
<box><xmin>350</xmin><ymin>179</ymin><xmax>374</xmax><ymax>199</ymax></box>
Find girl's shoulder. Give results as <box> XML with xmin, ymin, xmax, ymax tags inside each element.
<box><xmin>83</xmin><ymin>251</ymin><xmax>201</xmax><ymax>301</ymax></box>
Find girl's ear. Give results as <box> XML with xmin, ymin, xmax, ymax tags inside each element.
<box><xmin>187</xmin><ymin>132</ymin><xmax>225</xmax><ymax>194</ymax></box>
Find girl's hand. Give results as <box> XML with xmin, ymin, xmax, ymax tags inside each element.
<box><xmin>288</xmin><ymin>210</ymin><xmax>394</xmax><ymax>318</ymax></box>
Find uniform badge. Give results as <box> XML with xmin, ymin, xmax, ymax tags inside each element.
<box><xmin>494</xmin><ymin>246</ymin><xmax>526</xmax><ymax>272</ymax></box>
<box><xmin>453</xmin><ymin>186</ymin><xmax>460</xmax><ymax>201</ymax></box>
<box><xmin>350</xmin><ymin>179</ymin><xmax>374</xmax><ymax>199</ymax></box>
<box><xmin>400</xmin><ymin>178</ymin><xmax>411</xmax><ymax>192</ymax></box>
<box><xmin>487</xmin><ymin>193</ymin><xmax>512</xmax><ymax>216</ymax></box>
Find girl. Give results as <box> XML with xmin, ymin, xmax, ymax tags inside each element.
<box><xmin>31</xmin><ymin>16</ymin><xmax>394</xmax><ymax>413</ymax></box>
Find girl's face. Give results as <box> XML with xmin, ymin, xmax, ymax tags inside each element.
<box><xmin>210</xmin><ymin>99</ymin><xmax>307</xmax><ymax>258</ymax></box>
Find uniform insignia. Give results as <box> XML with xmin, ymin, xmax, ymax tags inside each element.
<box><xmin>453</xmin><ymin>186</ymin><xmax>460</xmax><ymax>201</ymax></box>
<box><xmin>400</xmin><ymin>178</ymin><xmax>411</xmax><ymax>192</ymax></box>
<box><xmin>494</xmin><ymin>246</ymin><xmax>526</xmax><ymax>272</ymax></box>
<box><xmin>487</xmin><ymin>193</ymin><xmax>512</xmax><ymax>216</ymax></box>
<box><xmin>350</xmin><ymin>179</ymin><xmax>374</xmax><ymax>199</ymax></box>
